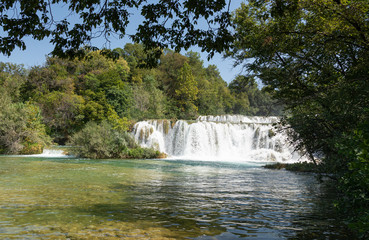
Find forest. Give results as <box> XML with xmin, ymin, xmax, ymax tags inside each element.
<box><xmin>0</xmin><ymin>44</ymin><xmax>281</xmax><ymax>155</ymax></box>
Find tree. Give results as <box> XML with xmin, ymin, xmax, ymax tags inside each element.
<box><xmin>38</xmin><ymin>91</ymin><xmax>85</xmax><ymax>144</ymax></box>
<box><xmin>0</xmin><ymin>62</ymin><xmax>50</xmax><ymax>153</ymax></box>
<box><xmin>157</xmin><ymin>50</ymin><xmax>188</xmax><ymax>96</ymax></box>
<box><xmin>130</xmin><ymin>76</ymin><xmax>167</xmax><ymax>120</ymax></box>
<box><xmin>18</xmin><ymin>51</ymin><xmax>132</xmax><ymax>143</ymax></box>
<box><xmin>0</xmin><ymin>62</ymin><xmax>27</xmax><ymax>101</ymax></box>
<box><xmin>229</xmin><ymin>0</ymin><xmax>369</xmax><ymax>160</ymax></box>
<box><xmin>0</xmin><ymin>88</ymin><xmax>50</xmax><ymax>154</ymax></box>
<box><xmin>0</xmin><ymin>0</ymin><xmax>234</xmax><ymax>62</ymax></box>
<box><xmin>229</xmin><ymin>0</ymin><xmax>369</xmax><ymax>237</ymax></box>
<box><xmin>174</xmin><ymin>62</ymin><xmax>198</xmax><ymax>118</ymax></box>
<box><xmin>205</xmin><ymin>65</ymin><xmax>235</xmax><ymax>114</ymax></box>
<box><xmin>228</xmin><ymin>75</ymin><xmax>282</xmax><ymax>116</ymax></box>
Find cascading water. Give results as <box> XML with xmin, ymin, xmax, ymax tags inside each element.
<box><xmin>132</xmin><ymin>115</ymin><xmax>305</xmax><ymax>162</ymax></box>
<box><xmin>18</xmin><ymin>149</ymin><xmax>70</xmax><ymax>158</ymax></box>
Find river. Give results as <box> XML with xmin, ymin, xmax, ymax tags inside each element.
<box><xmin>0</xmin><ymin>155</ymin><xmax>350</xmax><ymax>239</ymax></box>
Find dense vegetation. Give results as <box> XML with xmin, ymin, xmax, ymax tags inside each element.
<box><xmin>67</xmin><ymin>121</ymin><xmax>164</xmax><ymax>159</ymax></box>
<box><xmin>0</xmin><ymin>63</ymin><xmax>51</xmax><ymax>154</ymax></box>
<box><xmin>228</xmin><ymin>0</ymin><xmax>369</xmax><ymax>237</ymax></box>
<box><xmin>0</xmin><ymin>45</ymin><xmax>279</xmax><ymax>156</ymax></box>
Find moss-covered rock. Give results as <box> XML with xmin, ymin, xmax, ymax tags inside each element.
<box><xmin>170</xmin><ymin>118</ymin><xmax>177</xmax><ymax>128</ymax></box>
<box><xmin>268</xmin><ymin>129</ymin><xmax>276</xmax><ymax>138</ymax></box>
<box><xmin>163</xmin><ymin>120</ymin><xmax>170</xmax><ymax>135</ymax></box>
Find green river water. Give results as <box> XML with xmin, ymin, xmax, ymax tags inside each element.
<box><xmin>0</xmin><ymin>156</ymin><xmax>351</xmax><ymax>239</ymax></box>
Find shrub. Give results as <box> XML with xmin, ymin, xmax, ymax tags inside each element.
<box><xmin>0</xmin><ymin>88</ymin><xmax>51</xmax><ymax>154</ymax></box>
<box><xmin>128</xmin><ymin>147</ymin><xmax>161</xmax><ymax>159</ymax></box>
<box><xmin>264</xmin><ymin>162</ymin><xmax>319</xmax><ymax>173</ymax></box>
<box><xmin>68</xmin><ymin>121</ymin><xmax>164</xmax><ymax>159</ymax></box>
<box><xmin>263</xmin><ymin>162</ymin><xmax>286</xmax><ymax>170</ymax></box>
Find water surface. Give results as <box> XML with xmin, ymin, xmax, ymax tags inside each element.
<box><xmin>0</xmin><ymin>156</ymin><xmax>350</xmax><ymax>239</ymax></box>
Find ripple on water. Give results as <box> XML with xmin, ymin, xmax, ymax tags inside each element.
<box><xmin>0</xmin><ymin>157</ymin><xmax>351</xmax><ymax>239</ymax></box>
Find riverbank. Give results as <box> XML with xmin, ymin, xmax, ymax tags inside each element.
<box><xmin>263</xmin><ymin>162</ymin><xmax>319</xmax><ymax>173</ymax></box>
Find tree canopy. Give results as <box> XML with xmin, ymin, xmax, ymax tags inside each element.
<box><xmin>228</xmin><ymin>0</ymin><xmax>369</xmax><ymax>237</ymax></box>
<box><xmin>229</xmin><ymin>0</ymin><xmax>369</xmax><ymax>163</ymax></box>
<box><xmin>1</xmin><ymin>42</ymin><xmax>280</xmax><ymax>146</ymax></box>
<box><xmin>0</xmin><ymin>0</ymin><xmax>234</xmax><ymax>62</ymax></box>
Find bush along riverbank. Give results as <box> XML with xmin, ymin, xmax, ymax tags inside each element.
<box><xmin>264</xmin><ymin>162</ymin><xmax>319</xmax><ymax>173</ymax></box>
<box><xmin>67</xmin><ymin>121</ymin><xmax>166</xmax><ymax>159</ymax></box>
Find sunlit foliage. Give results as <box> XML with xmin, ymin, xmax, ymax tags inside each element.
<box><xmin>229</xmin><ymin>0</ymin><xmax>369</xmax><ymax>237</ymax></box>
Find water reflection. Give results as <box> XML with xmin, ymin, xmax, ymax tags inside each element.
<box><xmin>0</xmin><ymin>157</ymin><xmax>351</xmax><ymax>239</ymax></box>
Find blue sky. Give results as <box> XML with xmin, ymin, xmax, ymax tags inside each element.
<box><xmin>0</xmin><ymin>1</ymin><xmax>245</xmax><ymax>84</ymax></box>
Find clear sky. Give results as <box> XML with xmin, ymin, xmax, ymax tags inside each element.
<box><xmin>0</xmin><ymin>1</ymin><xmax>245</xmax><ymax>84</ymax></box>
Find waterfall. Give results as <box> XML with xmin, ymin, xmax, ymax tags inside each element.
<box><xmin>132</xmin><ymin>115</ymin><xmax>305</xmax><ymax>162</ymax></box>
<box><xmin>12</xmin><ymin>149</ymin><xmax>71</xmax><ymax>158</ymax></box>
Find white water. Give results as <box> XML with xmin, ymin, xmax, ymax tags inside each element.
<box><xmin>133</xmin><ymin>115</ymin><xmax>306</xmax><ymax>163</ymax></box>
<box><xmin>34</xmin><ymin>149</ymin><xmax>69</xmax><ymax>158</ymax></box>
<box><xmin>16</xmin><ymin>149</ymin><xmax>70</xmax><ymax>158</ymax></box>
<box><xmin>197</xmin><ymin>115</ymin><xmax>279</xmax><ymax>124</ymax></box>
